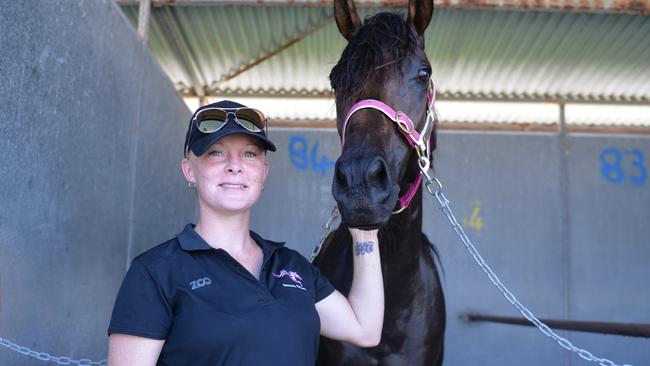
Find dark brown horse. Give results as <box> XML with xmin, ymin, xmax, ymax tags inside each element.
<box><xmin>313</xmin><ymin>1</ymin><xmax>445</xmax><ymax>365</ymax></box>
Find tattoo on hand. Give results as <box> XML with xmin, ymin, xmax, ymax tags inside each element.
<box><xmin>354</xmin><ymin>241</ymin><xmax>375</xmax><ymax>256</ymax></box>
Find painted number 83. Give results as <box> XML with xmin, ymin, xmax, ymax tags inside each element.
<box><xmin>599</xmin><ymin>147</ymin><xmax>647</xmax><ymax>186</ymax></box>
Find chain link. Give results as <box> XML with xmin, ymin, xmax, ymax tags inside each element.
<box><xmin>310</xmin><ymin>205</ymin><xmax>340</xmax><ymax>262</ymax></box>
<box><xmin>420</xmin><ymin>171</ymin><xmax>633</xmax><ymax>366</ymax></box>
<box><xmin>0</xmin><ymin>336</ymin><xmax>106</xmax><ymax>365</ymax></box>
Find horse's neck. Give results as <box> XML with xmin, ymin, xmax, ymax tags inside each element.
<box><xmin>380</xmin><ymin>188</ymin><xmax>424</xmax><ymax>263</ymax></box>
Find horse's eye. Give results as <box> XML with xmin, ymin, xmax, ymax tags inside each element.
<box><xmin>417</xmin><ymin>68</ymin><xmax>431</xmax><ymax>82</ymax></box>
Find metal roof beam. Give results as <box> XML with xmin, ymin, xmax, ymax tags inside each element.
<box><xmin>116</xmin><ymin>0</ymin><xmax>650</xmax><ymax>16</ymax></box>
<box><xmin>185</xmin><ymin>90</ymin><xmax>650</xmax><ymax>105</ymax></box>
<box><xmin>211</xmin><ymin>15</ymin><xmax>332</xmax><ymax>87</ymax></box>
<box><xmin>156</xmin><ymin>7</ymin><xmax>207</xmax><ymax>99</ymax></box>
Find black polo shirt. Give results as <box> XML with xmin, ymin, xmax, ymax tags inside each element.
<box><xmin>108</xmin><ymin>224</ymin><xmax>335</xmax><ymax>366</ymax></box>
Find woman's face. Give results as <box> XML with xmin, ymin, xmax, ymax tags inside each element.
<box><xmin>182</xmin><ymin>134</ymin><xmax>269</xmax><ymax>216</ymax></box>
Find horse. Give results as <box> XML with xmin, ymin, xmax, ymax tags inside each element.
<box><xmin>313</xmin><ymin>0</ymin><xmax>446</xmax><ymax>365</ymax></box>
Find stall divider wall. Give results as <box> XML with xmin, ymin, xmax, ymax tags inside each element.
<box><xmin>0</xmin><ymin>1</ymin><xmax>194</xmax><ymax>363</ymax></box>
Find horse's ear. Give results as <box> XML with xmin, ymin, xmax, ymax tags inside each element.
<box><xmin>334</xmin><ymin>0</ymin><xmax>361</xmax><ymax>40</ymax></box>
<box><xmin>407</xmin><ymin>0</ymin><xmax>434</xmax><ymax>36</ymax></box>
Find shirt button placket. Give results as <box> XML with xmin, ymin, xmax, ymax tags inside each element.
<box><xmin>257</xmin><ymin>280</ymin><xmax>271</xmax><ymax>304</ymax></box>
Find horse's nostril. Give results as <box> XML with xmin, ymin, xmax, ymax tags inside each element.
<box><xmin>335</xmin><ymin>164</ymin><xmax>348</xmax><ymax>188</ymax></box>
<box><xmin>366</xmin><ymin>157</ymin><xmax>388</xmax><ymax>184</ymax></box>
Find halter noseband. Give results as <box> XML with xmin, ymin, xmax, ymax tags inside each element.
<box><xmin>340</xmin><ymin>79</ymin><xmax>437</xmax><ymax>213</ymax></box>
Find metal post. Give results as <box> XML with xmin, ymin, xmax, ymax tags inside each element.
<box><xmin>558</xmin><ymin>101</ymin><xmax>572</xmax><ymax>366</ymax></box>
<box><xmin>137</xmin><ymin>0</ymin><xmax>152</xmax><ymax>44</ymax></box>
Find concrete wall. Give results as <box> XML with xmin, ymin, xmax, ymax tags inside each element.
<box><xmin>253</xmin><ymin>128</ymin><xmax>650</xmax><ymax>366</ymax></box>
<box><xmin>0</xmin><ymin>1</ymin><xmax>193</xmax><ymax>364</ymax></box>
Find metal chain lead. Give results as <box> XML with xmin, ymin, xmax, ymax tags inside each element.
<box><xmin>310</xmin><ymin>205</ymin><xmax>340</xmax><ymax>262</ymax></box>
<box><xmin>420</xmin><ymin>170</ymin><xmax>632</xmax><ymax>366</ymax></box>
<box><xmin>0</xmin><ymin>336</ymin><xmax>106</xmax><ymax>365</ymax></box>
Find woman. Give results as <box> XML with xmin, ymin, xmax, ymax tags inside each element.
<box><xmin>107</xmin><ymin>100</ymin><xmax>384</xmax><ymax>365</ymax></box>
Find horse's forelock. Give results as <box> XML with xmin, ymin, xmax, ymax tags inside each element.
<box><xmin>330</xmin><ymin>12</ymin><xmax>420</xmax><ymax>110</ymax></box>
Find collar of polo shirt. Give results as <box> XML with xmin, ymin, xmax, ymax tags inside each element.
<box><xmin>177</xmin><ymin>224</ymin><xmax>285</xmax><ymax>255</ymax></box>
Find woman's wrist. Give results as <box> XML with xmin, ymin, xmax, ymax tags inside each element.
<box><xmin>348</xmin><ymin>228</ymin><xmax>379</xmax><ymax>256</ymax></box>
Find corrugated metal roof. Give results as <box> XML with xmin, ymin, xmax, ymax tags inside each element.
<box><xmin>120</xmin><ymin>4</ymin><xmax>650</xmax><ymax>126</ymax></box>
<box><xmin>122</xmin><ymin>5</ymin><xmax>339</xmax><ymax>95</ymax></box>
<box><xmin>427</xmin><ymin>10</ymin><xmax>650</xmax><ymax>102</ymax></box>
<box><xmin>121</xmin><ymin>6</ymin><xmax>650</xmax><ymax>101</ymax></box>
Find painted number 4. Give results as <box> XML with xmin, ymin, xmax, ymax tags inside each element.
<box><xmin>289</xmin><ymin>135</ymin><xmax>336</xmax><ymax>176</ymax></box>
<box><xmin>599</xmin><ymin>148</ymin><xmax>647</xmax><ymax>186</ymax></box>
<box><xmin>462</xmin><ymin>202</ymin><xmax>483</xmax><ymax>231</ymax></box>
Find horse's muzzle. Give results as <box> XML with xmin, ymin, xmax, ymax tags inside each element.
<box><xmin>332</xmin><ymin>148</ymin><xmax>399</xmax><ymax>227</ymax></box>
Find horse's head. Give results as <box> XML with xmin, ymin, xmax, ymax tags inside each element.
<box><xmin>330</xmin><ymin>0</ymin><xmax>436</xmax><ymax>229</ymax></box>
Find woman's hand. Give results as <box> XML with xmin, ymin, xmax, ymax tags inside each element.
<box><xmin>315</xmin><ymin>228</ymin><xmax>384</xmax><ymax>347</ymax></box>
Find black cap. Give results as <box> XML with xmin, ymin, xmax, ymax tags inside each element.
<box><xmin>184</xmin><ymin>100</ymin><xmax>277</xmax><ymax>156</ymax></box>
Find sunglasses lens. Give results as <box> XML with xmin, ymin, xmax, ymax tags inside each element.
<box><xmin>197</xmin><ymin>118</ymin><xmax>226</xmax><ymax>133</ymax></box>
<box><xmin>235</xmin><ymin>109</ymin><xmax>265</xmax><ymax>132</ymax></box>
<box><xmin>196</xmin><ymin>109</ymin><xmax>228</xmax><ymax>133</ymax></box>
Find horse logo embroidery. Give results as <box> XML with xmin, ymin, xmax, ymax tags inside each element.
<box><xmin>272</xmin><ymin>270</ymin><xmax>306</xmax><ymax>291</ymax></box>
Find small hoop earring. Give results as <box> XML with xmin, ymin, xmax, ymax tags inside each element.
<box><xmin>188</xmin><ymin>182</ymin><xmax>196</xmax><ymax>189</ymax></box>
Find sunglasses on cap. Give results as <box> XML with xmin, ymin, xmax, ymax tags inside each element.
<box><xmin>193</xmin><ymin>107</ymin><xmax>267</xmax><ymax>135</ymax></box>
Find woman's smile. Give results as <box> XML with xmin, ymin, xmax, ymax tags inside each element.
<box><xmin>219</xmin><ymin>183</ymin><xmax>248</xmax><ymax>190</ymax></box>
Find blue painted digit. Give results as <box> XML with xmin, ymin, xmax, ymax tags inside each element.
<box><xmin>310</xmin><ymin>141</ymin><xmax>324</xmax><ymax>176</ymax></box>
<box><xmin>310</xmin><ymin>141</ymin><xmax>336</xmax><ymax>176</ymax></box>
<box><xmin>289</xmin><ymin>135</ymin><xmax>336</xmax><ymax>175</ymax></box>
<box><xmin>600</xmin><ymin>148</ymin><xmax>624</xmax><ymax>184</ymax></box>
<box><xmin>289</xmin><ymin>136</ymin><xmax>308</xmax><ymax>170</ymax></box>
<box><xmin>624</xmin><ymin>149</ymin><xmax>647</xmax><ymax>186</ymax></box>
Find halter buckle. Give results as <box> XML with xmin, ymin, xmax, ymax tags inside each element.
<box><xmin>395</xmin><ymin>111</ymin><xmax>413</xmax><ymax>134</ymax></box>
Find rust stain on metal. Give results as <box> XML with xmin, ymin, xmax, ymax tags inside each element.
<box><xmin>533</xmin><ymin>0</ymin><xmax>547</xmax><ymax>10</ymax></box>
<box><xmin>415</xmin><ymin>0</ymin><xmax>650</xmax><ymax>14</ymax></box>
<box><xmin>550</xmin><ymin>0</ymin><xmax>570</xmax><ymax>11</ymax></box>
<box><xmin>613</xmin><ymin>0</ymin><xmax>650</xmax><ymax>14</ymax></box>
<box><xmin>457</xmin><ymin>0</ymin><xmax>646</xmax><ymax>13</ymax></box>
<box><xmin>119</xmin><ymin>0</ymin><xmax>650</xmax><ymax>13</ymax></box>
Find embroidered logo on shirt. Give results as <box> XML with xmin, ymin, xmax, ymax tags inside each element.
<box><xmin>272</xmin><ymin>270</ymin><xmax>306</xmax><ymax>291</ymax></box>
<box><xmin>190</xmin><ymin>277</ymin><xmax>212</xmax><ymax>290</ymax></box>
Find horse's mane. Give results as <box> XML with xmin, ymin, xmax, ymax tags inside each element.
<box><xmin>330</xmin><ymin>12</ymin><xmax>420</xmax><ymax>108</ymax></box>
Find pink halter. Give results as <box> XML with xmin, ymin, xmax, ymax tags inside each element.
<box><xmin>340</xmin><ymin>80</ymin><xmax>437</xmax><ymax>213</ymax></box>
